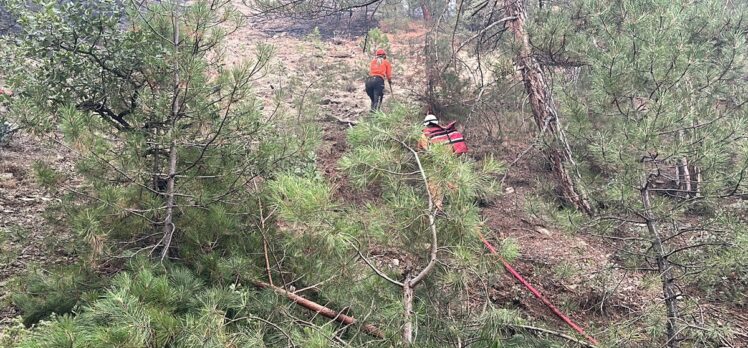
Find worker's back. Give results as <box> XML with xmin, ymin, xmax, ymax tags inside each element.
<box><xmin>369</xmin><ymin>57</ymin><xmax>391</xmax><ymax>80</ymax></box>
<box><xmin>421</xmin><ymin>120</ymin><xmax>468</xmax><ymax>155</ymax></box>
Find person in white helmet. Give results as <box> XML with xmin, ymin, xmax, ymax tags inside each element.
<box><xmin>418</xmin><ymin>114</ymin><xmax>468</xmax><ymax>155</ymax></box>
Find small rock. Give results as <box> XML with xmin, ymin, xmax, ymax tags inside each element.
<box><xmin>504</xmin><ymin>186</ymin><xmax>515</xmax><ymax>194</ymax></box>
<box><xmin>0</xmin><ymin>173</ymin><xmax>13</xmax><ymax>180</ymax></box>
<box><xmin>534</xmin><ymin>226</ymin><xmax>552</xmax><ymax>236</ymax></box>
<box><xmin>391</xmin><ymin>259</ymin><xmax>399</xmax><ymax>267</ymax></box>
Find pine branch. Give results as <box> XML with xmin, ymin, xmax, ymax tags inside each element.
<box><xmin>387</xmin><ymin>135</ymin><xmax>438</xmax><ymax>345</ymax></box>
<box><xmin>390</xmin><ymin>136</ymin><xmax>438</xmax><ymax>287</ymax></box>
<box><xmin>253</xmin><ymin>280</ymin><xmax>385</xmax><ymax>339</ymax></box>
<box><xmin>349</xmin><ymin>240</ymin><xmax>404</xmax><ymax>287</ymax></box>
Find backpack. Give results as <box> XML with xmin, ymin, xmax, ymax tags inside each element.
<box><xmin>423</xmin><ymin>121</ymin><xmax>468</xmax><ymax>155</ymax></box>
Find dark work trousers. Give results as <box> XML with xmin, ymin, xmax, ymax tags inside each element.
<box><xmin>365</xmin><ymin>76</ymin><xmax>385</xmax><ymax>111</ymax></box>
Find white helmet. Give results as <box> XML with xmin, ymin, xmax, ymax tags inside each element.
<box><xmin>423</xmin><ymin>114</ymin><xmax>438</xmax><ymax>126</ymax></box>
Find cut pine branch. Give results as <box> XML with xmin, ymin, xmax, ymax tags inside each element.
<box><xmin>253</xmin><ymin>280</ymin><xmax>385</xmax><ymax>339</ymax></box>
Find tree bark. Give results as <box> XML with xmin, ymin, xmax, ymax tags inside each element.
<box><xmin>503</xmin><ymin>0</ymin><xmax>593</xmax><ymax>215</ymax></box>
<box><xmin>641</xmin><ymin>182</ymin><xmax>680</xmax><ymax>348</ymax></box>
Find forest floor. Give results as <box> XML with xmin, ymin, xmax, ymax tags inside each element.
<box><xmin>0</xmin><ymin>131</ymin><xmax>78</xmax><ymax>326</ymax></box>
<box><xmin>1</xmin><ymin>2</ymin><xmax>746</xmax><ymax>346</ymax></box>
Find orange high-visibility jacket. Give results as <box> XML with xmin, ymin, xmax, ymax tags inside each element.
<box><xmin>369</xmin><ymin>58</ymin><xmax>392</xmax><ymax>81</ymax></box>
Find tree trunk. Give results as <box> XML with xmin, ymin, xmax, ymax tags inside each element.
<box><xmin>402</xmin><ymin>271</ymin><xmax>414</xmax><ymax>345</ymax></box>
<box><xmin>160</xmin><ymin>139</ymin><xmax>178</xmax><ymax>260</ymax></box>
<box><xmin>677</xmin><ymin>130</ymin><xmax>692</xmax><ymax>197</ymax></box>
<box><xmin>694</xmin><ymin>166</ymin><xmax>702</xmax><ymax>197</ymax></box>
<box><xmin>503</xmin><ymin>0</ymin><xmax>593</xmax><ymax>215</ymax></box>
<box><xmin>161</xmin><ymin>2</ymin><xmax>181</xmax><ymax>260</ymax></box>
<box><xmin>641</xmin><ymin>183</ymin><xmax>680</xmax><ymax>348</ymax></box>
<box><xmin>420</xmin><ymin>1</ymin><xmax>431</xmax><ymax>21</ymax></box>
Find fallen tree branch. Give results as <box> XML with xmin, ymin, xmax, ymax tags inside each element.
<box><xmin>253</xmin><ymin>280</ymin><xmax>385</xmax><ymax>339</ymax></box>
<box><xmin>327</xmin><ymin>114</ymin><xmax>359</xmax><ymax>126</ymax></box>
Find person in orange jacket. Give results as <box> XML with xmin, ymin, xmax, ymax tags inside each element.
<box><xmin>365</xmin><ymin>49</ymin><xmax>392</xmax><ymax>111</ymax></box>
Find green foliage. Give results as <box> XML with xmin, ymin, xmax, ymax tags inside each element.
<box><xmin>31</xmin><ymin>160</ymin><xmax>60</xmax><ymax>190</ymax></box>
<box><xmin>1</xmin><ymin>0</ymin><xmax>320</xmax><ymax>345</ymax></box>
<box><xmin>306</xmin><ymin>26</ymin><xmax>323</xmax><ymax>52</ymax></box>
<box><xmin>499</xmin><ymin>238</ymin><xmax>520</xmax><ymax>262</ymax></box>
<box><xmin>269</xmin><ymin>174</ymin><xmax>334</xmax><ymax>226</ymax></box>
<box><xmin>253</xmin><ymin>104</ymin><xmax>558</xmax><ymax>346</ymax></box>
<box><xmin>12</xmin><ymin>265</ymin><xmax>102</xmax><ymax>327</ymax></box>
<box><xmin>15</xmin><ymin>264</ymin><xmax>273</xmax><ymax>348</ymax></box>
<box><xmin>521</xmin><ymin>0</ymin><xmax>748</xmax><ymax>344</ymax></box>
<box><xmin>362</xmin><ymin>27</ymin><xmax>390</xmax><ymax>54</ymax></box>
<box><xmin>1</xmin><ymin>0</ymin><xmax>315</xmax><ymax>270</ymax></box>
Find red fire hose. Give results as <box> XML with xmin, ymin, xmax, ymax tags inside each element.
<box><xmin>478</xmin><ymin>232</ymin><xmax>599</xmax><ymax>346</ymax></box>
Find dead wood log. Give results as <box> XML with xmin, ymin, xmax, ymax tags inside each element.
<box><xmin>253</xmin><ymin>280</ymin><xmax>385</xmax><ymax>339</ymax></box>
<box><xmin>329</xmin><ymin>53</ymin><xmax>354</xmax><ymax>58</ymax></box>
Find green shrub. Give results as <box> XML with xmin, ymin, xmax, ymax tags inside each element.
<box><xmin>31</xmin><ymin>161</ymin><xmax>60</xmax><ymax>190</ymax></box>
<box><xmin>361</xmin><ymin>27</ymin><xmax>390</xmax><ymax>54</ymax></box>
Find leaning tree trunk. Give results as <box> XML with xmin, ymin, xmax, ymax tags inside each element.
<box><xmin>503</xmin><ymin>0</ymin><xmax>593</xmax><ymax>215</ymax></box>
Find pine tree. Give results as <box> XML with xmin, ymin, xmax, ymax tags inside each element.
<box><xmin>1</xmin><ymin>0</ymin><xmax>316</xmax><ymax>334</ymax></box>
<box><xmin>528</xmin><ymin>0</ymin><xmax>748</xmax><ymax>345</ymax></box>
<box><xmin>264</xmin><ymin>106</ymin><xmax>580</xmax><ymax>346</ymax></box>
<box><xmin>1</xmin><ymin>0</ymin><xmax>313</xmax><ymax>266</ymax></box>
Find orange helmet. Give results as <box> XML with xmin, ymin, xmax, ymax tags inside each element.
<box><xmin>376</xmin><ymin>49</ymin><xmax>386</xmax><ymax>56</ymax></box>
